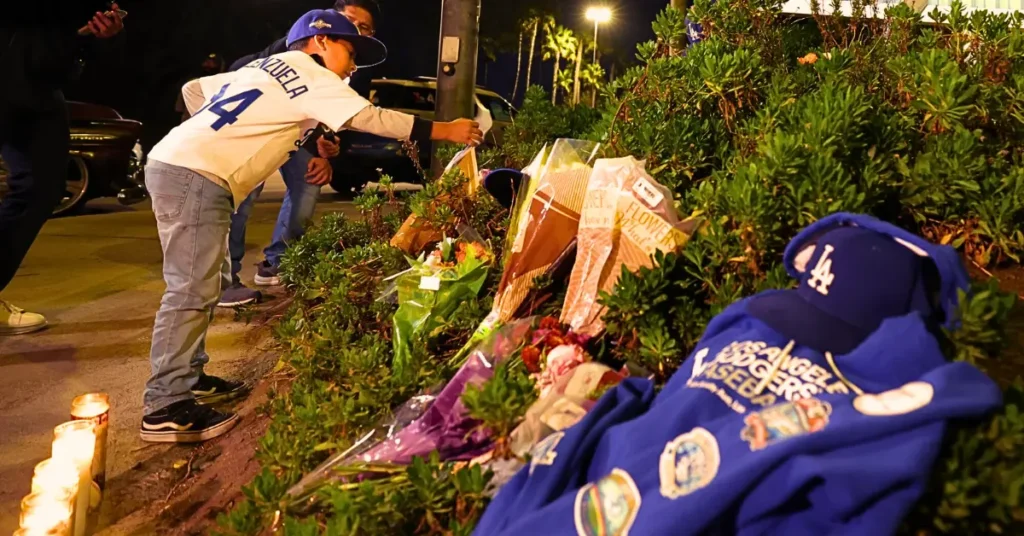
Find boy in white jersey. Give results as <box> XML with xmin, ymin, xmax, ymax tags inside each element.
<box><xmin>140</xmin><ymin>9</ymin><xmax>482</xmax><ymax>443</ymax></box>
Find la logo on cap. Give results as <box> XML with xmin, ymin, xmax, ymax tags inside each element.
<box><xmin>310</xmin><ymin>19</ymin><xmax>332</xmax><ymax>29</ymax></box>
<box><xmin>808</xmin><ymin>244</ymin><xmax>836</xmax><ymax>296</ymax></box>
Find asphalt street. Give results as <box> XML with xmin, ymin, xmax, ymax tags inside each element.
<box><xmin>0</xmin><ymin>176</ymin><xmax>412</xmax><ymax>532</ymax></box>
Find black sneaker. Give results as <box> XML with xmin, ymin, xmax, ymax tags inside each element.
<box><xmin>253</xmin><ymin>261</ymin><xmax>281</xmax><ymax>287</ymax></box>
<box><xmin>217</xmin><ymin>282</ymin><xmax>262</xmax><ymax>308</ymax></box>
<box><xmin>140</xmin><ymin>400</ymin><xmax>239</xmax><ymax>443</ymax></box>
<box><xmin>191</xmin><ymin>374</ymin><xmax>250</xmax><ymax>405</ymax></box>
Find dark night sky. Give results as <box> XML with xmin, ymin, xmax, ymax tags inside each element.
<box><xmin>66</xmin><ymin>0</ymin><xmax>669</xmax><ymax>149</ymax></box>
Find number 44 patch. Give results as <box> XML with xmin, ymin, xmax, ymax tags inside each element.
<box><xmin>196</xmin><ymin>83</ymin><xmax>264</xmax><ymax>131</ymax></box>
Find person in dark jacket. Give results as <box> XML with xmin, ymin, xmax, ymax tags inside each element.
<box><xmin>0</xmin><ymin>1</ymin><xmax>124</xmax><ymax>335</ymax></box>
<box><xmin>217</xmin><ymin>0</ymin><xmax>380</xmax><ymax>308</ymax></box>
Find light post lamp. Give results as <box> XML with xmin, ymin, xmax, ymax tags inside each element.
<box><xmin>585</xmin><ymin>7</ymin><xmax>612</xmax><ymax>65</ymax></box>
<box><xmin>585</xmin><ymin>7</ymin><xmax>611</xmax><ymax>107</ymax></box>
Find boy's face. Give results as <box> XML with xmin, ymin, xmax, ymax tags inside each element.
<box><xmin>308</xmin><ymin>36</ymin><xmax>358</xmax><ymax>79</ymax></box>
<box><xmin>341</xmin><ymin>6</ymin><xmax>375</xmax><ymax>36</ymax></box>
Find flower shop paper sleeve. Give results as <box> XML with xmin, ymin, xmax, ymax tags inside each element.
<box><xmin>492</xmin><ymin>139</ymin><xmax>601</xmax><ymax>322</ymax></box>
<box><xmin>390</xmin><ymin>147</ymin><xmax>480</xmax><ymax>255</ymax></box>
<box><xmin>561</xmin><ymin>157</ymin><xmax>702</xmax><ymax>336</ymax></box>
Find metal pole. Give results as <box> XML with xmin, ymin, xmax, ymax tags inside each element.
<box><xmin>432</xmin><ymin>0</ymin><xmax>481</xmax><ymax>176</ymax></box>
<box><xmin>593</xmin><ymin>21</ymin><xmax>599</xmax><ymax>65</ymax></box>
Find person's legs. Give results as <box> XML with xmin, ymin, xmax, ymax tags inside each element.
<box><xmin>218</xmin><ymin>183</ymin><xmax>264</xmax><ymax>307</ymax></box>
<box><xmin>228</xmin><ymin>183</ymin><xmax>264</xmax><ymax>284</ymax></box>
<box><xmin>262</xmin><ymin>149</ymin><xmax>320</xmax><ymax>269</ymax></box>
<box><xmin>141</xmin><ymin>162</ymin><xmax>242</xmax><ymax>442</ymax></box>
<box><xmin>0</xmin><ymin>92</ymin><xmax>69</xmax><ymax>335</ymax></box>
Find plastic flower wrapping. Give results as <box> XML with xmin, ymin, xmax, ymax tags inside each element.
<box><xmin>388</xmin><ymin>232</ymin><xmax>493</xmax><ymax>378</ymax></box>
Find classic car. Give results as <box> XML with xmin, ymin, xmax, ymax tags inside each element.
<box><xmin>330</xmin><ymin>77</ymin><xmax>515</xmax><ymax>193</ymax></box>
<box><xmin>0</xmin><ymin>101</ymin><xmax>147</xmax><ymax>216</ymax></box>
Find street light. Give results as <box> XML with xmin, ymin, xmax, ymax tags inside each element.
<box><xmin>585</xmin><ymin>7</ymin><xmax>612</xmax><ymax>65</ymax></box>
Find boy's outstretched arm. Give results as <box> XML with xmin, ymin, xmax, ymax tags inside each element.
<box><xmin>344</xmin><ymin>106</ymin><xmax>483</xmax><ymax>147</ymax></box>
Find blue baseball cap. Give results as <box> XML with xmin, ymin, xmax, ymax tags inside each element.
<box><xmin>286</xmin><ymin>9</ymin><xmax>387</xmax><ymax>68</ymax></box>
<box><xmin>483</xmin><ymin>169</ymin><xmax>525</xmax><ymax>209</ymax></box>
<box><xmin>747</xmin><ymin>226</ymin><xmax>942</xmax><ymax>355</ymax></box>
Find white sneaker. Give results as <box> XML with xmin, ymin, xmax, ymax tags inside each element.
<box><xmin>0</xmin><ymin>300</ymin><xmax>48</xmax><ymax>336</ymax></box>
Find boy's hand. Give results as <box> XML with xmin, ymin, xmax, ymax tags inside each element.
<box><xmin>437</xmin><ymin>119</ymin><xmax>484</xmax><ymax>146</ymax></box>
<box><xmin>306</xmin><ymin>157</ymin><xmax>333</xmax><ymax>186</ymax></box>
<box><xmin>317</xmin><ymin>135</ymin><xmax>340</xmax><ymax>159</ymax></box>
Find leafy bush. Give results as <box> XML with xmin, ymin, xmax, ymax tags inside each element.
<box><xmin>220</xmin><ymin>1</ymin><xmax>1024</xmax><ymax>534</ymax></box>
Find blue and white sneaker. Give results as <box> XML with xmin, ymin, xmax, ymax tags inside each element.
<box><xmin>217</xmin><ymin>282</ymin><xmax>262</xmax><ymax>308</ymax></box>
<box><xmin>253</xmin><ymin>261</ymin><xmax>281</xmax><ymax>287</ymax></box>
<box><xmin>140</xmin><ymin>400</ymin><xmax>238</xmax><ymax>443</ymax></box>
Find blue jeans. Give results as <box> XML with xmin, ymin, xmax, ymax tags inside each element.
<box><xmin>144</xmin><ymin>161</ymin><xmax>233</xmax><ymax>415</ymax></box>
<box><xmin>227</xmin><ymin>149</ymin><xmax>320</xmax><ymax>281</ymax></box>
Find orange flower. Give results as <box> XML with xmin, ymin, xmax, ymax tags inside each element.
<box><xmin>798</xmin><ymin>52</ymin><xmax>818</xmax><ymax>65</ymax></box>
<box><xmin>522</xmin><ymin>346</ymin><xmax>542</xmax><ymax>373</ymax></box>
<box><xmin>539</xmin><ymin>316</ymin><xmax>562</xmax><ymax>331</ymax></box>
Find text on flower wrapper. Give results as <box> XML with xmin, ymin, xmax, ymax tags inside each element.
<box><xmin>687</xmin><ymin>341</ymin><xmax>851</xmax><ymax>412</ymax></box>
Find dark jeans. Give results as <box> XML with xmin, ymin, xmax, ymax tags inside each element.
<box><xmin>0</xmin><ymin>91</ymin><xmax>70</xmax><ymax>292</ymax></box>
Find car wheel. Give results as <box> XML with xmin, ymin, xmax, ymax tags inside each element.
<box><xmin>52</xmin><ymin>156</ymin><xmax>91</xmax><ymax>216</ymax></box>
<box><xmin>0</xmin><ymin>155</ymin><xmax>90</xmax><ymax>216</ymax></box>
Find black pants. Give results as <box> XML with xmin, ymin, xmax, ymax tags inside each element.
<box><xmin>0</xmin><ymin>91</ymin><xmax>69</xmax><ymax>293</ymax></box>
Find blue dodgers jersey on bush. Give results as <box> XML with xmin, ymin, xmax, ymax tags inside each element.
<box><xmin>474</xmin><ymin>304</ymin><xmax>1002</xmax><ymax>536</ymax></box>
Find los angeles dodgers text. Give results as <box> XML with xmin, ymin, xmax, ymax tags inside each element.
<box><xmin>688</xmin><ymin>341</ymin><xmax>851</xmax><ymax>412</ymax></box>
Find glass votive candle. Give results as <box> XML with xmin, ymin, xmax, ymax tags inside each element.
<box><xmin>31</xmin><ymin>458</ymin><xmax>80</xmax><ymax>502</ymax></box>
<box><xmin>19</xmin><ymin>492</ymin><xmax>72</xmax><ymax>535</ymax></box>
<box><xmin>52</xmin><ymin>421</ymin><xmax>96</xmax><ymax>536</ymax></box>
<box><xmin>69</xmin><ymin>393</ymin><xmax>109</xmax><ymax>489</ymax></box>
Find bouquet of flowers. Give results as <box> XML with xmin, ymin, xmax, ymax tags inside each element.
<box><xmin>560</xmin><ymin>156</ymin><xmax>702</xmax><ymax>335</ymax></box>
<box><xmin>390</xmin><ymin>146</ymin><xmax>480</xmax><ymax>255</ymax></box>
<box><xmin>390</xmin><ymin>235</ymin><xmax>493</xmax><ymax>377</ymax></box>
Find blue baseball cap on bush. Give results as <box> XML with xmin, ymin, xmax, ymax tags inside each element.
<box><xmin>483</xmin><ymin>169</ymin><xmax>525</xmax><ymax>209</ymax></box>
<box><xmin>286</xmin><ymin>9</ymin><xmax>388</xmax><ymax>68</ymax></box>
<box><xmin>746</xmin><ymin>225</ymin><xmax>942</xmax><ymax>355</ymax></box>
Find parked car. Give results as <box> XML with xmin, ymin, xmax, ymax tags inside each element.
<box><xmin>330</xmin><ymin>77</ymin><xmax>515</xmax><ymax>194</ymax></box>
<box><xmin>0</xmin><ymin>101</ymin><xmax>147</xmax><ymax>216</ymax></box>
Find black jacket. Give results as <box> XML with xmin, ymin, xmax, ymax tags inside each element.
<box><xmin>228</xmin><ymin>37</ymin><xmax>373</xmax><ymax>99</ymax></box>
<box><xmin>2</xmin><ymin>2</ymin><xmax>107</xmax><ymax>104</ymax></box>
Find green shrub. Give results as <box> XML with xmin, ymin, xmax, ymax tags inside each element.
<box><xmin>221</xmin><ymin>1</ymin><xmax>1024</xmax><ymax>533</ymax></box>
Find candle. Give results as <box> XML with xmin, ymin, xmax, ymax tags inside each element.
<box><xmin>69</xmin><ymin>393</ymin><xmax>110</xmax><ymax>490</ymax></box>
<box><xmin>19</xmin><ymin>492</ymin><xmax>72</xmax><ymax>536</ymax></box>
<box><xmin>52</xmin><ymin>421</ymin><xmax>96</xmax><ymax>536</ymax></box>
<box><xmin>31</xmin><ymin>458</ymin><xmax>79</xmax><ymax>502</ymax></box>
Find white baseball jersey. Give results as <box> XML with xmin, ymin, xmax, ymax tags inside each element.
<box><xmin>148</xmin><ymin>51</ymin><xmax>371</xmax><ymax>206</ymax></box>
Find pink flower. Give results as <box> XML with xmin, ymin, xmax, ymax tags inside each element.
<box><xmin>536</xmin><ymin>344</ymin><xmax>590</xmax><ymax>397</ymax></box>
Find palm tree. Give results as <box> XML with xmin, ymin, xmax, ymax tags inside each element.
<box><xmin>581</xmin><ymin>62</ymin><xmax>605</xmax><ymax>107</ymax></box>
<box><xmin>543</xmin><ymin>24</ymin><xmax>575</xmax><ymax>105</ymax></box>
<box><xmin>572</xmin><ymin>32</ymin><xmax>594</xmax><ymax>106</ymax></box>
<box><xmin>511</xmin><ymin>26</ymin><xmax>524</xmax><ymax>101</ymax></box>
<box><xmin>523</xmin><ymin>12</ymin><xmax>546</xmax><ymax>92</ymax></box>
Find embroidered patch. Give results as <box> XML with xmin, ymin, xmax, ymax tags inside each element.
<box><xmin>741</xmin><ymin>398</ymin><xmax>831</xmax><ymax>451</ymax></box>
<box><xmin>854</xmin><ymin>381</ymin><xmax>934</xmax><ymax>416</ymax></box>
<box><xmin>574</xmin><ymin>468</ymin><xmax>641</xmax><ymax>536</ymax></box>
<box><xmin>529</xmin><ymin>431</ymin><xmax>564</xmax><ymax>475</ymax></box>
<box><xmin>659</xmin><ymin>427</ymin><xmax>720</xmax><ymax>499</ymax></box>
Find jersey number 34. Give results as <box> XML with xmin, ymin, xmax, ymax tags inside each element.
<box><xmin>196</xmin><ymin>83</ymin><xmax>264</xmax><ymax>131</ymax></box>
